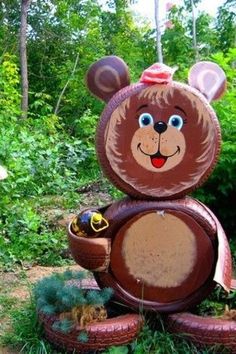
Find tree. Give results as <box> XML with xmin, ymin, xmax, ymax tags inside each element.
<box><xmin>154</xmin><ymin>0</ymin><xmax>163</xmax><ymax>62</ymax></box>
<box><xmin>216</xmin><ymin>0</ymin><xmax>236</xmax><ymax>52</ymax></box>
<box><xmin>162</xmin><ymin>5</ymin><xmax>193</xmax><ymax>68</ymax></box>
<box><xmin>184</xmin><ymin>0</ymin><xmax>202</xmax><ymax>61</ymax></box>
<box><xmin>20</xmin><ymin>0</ymin><xmax>32</xmax><ymax>118</ymax></box>
<box><xmin>190</xmin><ymin>0</ymin><xmax>198</xmax><ymax>61</ymax></box>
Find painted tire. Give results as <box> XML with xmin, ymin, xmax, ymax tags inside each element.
<box><xmin>68</xmin><ymin>226</ymin><xmax>111</xmax><ymax>272</ymax></box>
<box><xmin>38</xmin><ymin>281</ymin><xmax>143</xmax><ymax>353</ymax></box>
<box><xmin>96</xmin><ymin>81</ymin><xmax>221</xmax><ymax>199</ymax></box>
<box><xmin>39</xmin><ymin>312</ymin><xmax>143</xmax><ymax>353</ymax></box>
<box><xmin>166</xmin><ymin>312</ymin><xmax>236</xmax><ymax>353</ymax></box>
<box><xmin>231</xmin><ymin>279</ymin><xmax>236</xmax><ymax>290</ymax></box>
<box><xmin>94</xmin><ymin>197</ymin><xmax>218</xmax><ymax>313</ymax></box>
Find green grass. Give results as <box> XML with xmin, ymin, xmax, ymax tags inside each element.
<box><xmin>0</xmin><ymin>295</ymin><xmax>18</xmax><ymax>317</ymax></box>
<box><xmin>1</xmin><ymin>298</ymin><xmax>57</xmax><ymax>354</ymax></box>
<box><xmin>1</xmin><ymin>289</ymin><xmax>231</xmax><ymax>354</ymax></box>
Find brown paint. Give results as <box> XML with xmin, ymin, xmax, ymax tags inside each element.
<box><xmin>39</xmin><ymin>307</ymin><xmax>143</xmax><ymax>352</ymax></box>
<box><xmin>110</xmin><ymin>209</ymin><xmax>215</xmax><ymax>303</ymax></box>
<box><xmin>68</xmin><ymin>222</ymin><xmax>111</xmax><ymax>271</ymax></box>
<box><xmin>90</xmin><ymin>197</ymin><xmax>219</xmax><ymax>312</ymax></box>
<box><xmin>95</xmin><ymin>269</ymin><xmax>216</xmax><ymax>313</ymax></box>
<box><xmin>97</xmin><ymin>82</ymin><xmax>221</xmax><ymax>199</ymax></box>
<box><xmin>86</xmin><ymin>56</ymin><xmax>130</xmax><ymax>102</ymax></box>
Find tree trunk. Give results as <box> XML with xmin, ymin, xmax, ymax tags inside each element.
<box><xmin>54</xmin><ymin>53</ymin><xmax>80</xmax><ymax>115</ymax></box>
<box><xmin>154</xmin><ymin>0</ymin><xmax>163</xmax><ymax>63</ymax></box>
<box><xmin>20</xmin><ymin>0</ymin><xmax>31</xmax><ymax>119</ymax></box>
<box><xmin>191</xmin><ymin>0</ymin><xmax>199</xmax><ymax>62</ymax></box>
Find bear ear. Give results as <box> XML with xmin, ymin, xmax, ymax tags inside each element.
<box><xmin>86</xmin><ymin>56</ymin><xmax>130</xmax><ymax>102</ymax></box>
<box><xmin>188</xmin><ymin>61</ymin><xmax>227</xmax><ymax>102</ymax></box>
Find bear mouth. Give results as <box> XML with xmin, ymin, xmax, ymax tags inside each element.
<box><xmin>138</xmin><ymin>144</ymin><xmax>180</xmax><ymax>168</ymax></box>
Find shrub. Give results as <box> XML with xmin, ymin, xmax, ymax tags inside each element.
<box><xmin>193</xmin><ymin>49</ymin><xmax>236</xmax><ymax>239</ymax></box>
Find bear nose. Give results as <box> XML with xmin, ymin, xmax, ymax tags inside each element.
<box><xmin>154</xmin><ymin>121</ymin><xmax>168</xmax><ymax>134</ymax></box>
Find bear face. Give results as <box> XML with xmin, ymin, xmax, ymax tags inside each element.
<box><xmin>87</xmin><ymin>58</ymin><xmax>226</xmax><ymax>199</ymax></box>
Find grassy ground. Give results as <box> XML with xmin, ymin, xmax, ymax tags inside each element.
<box><xmin>0</xmin><ymin>265</ymin><xmax>233</xmax><ymax>354</ymax></box>
<box><xmin>0</xmin><ymin>265</ymin><xmax>228</xmax><ymax>354</ymax></box>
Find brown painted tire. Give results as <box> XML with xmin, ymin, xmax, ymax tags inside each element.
<box><xmin>166</xmin><ymin>312</ymin><xmax>236</xmax><ymax>353</ymax></box>
<box><xmin>39</xmin><ymin>309</ymin><xmax>143</xmax><ymax>353</ymax></box>
<box><xmin>231</xmin><ymin>279</ymin><xmax>236</xmax><ymax>290</ymax></box>
<box><xmin>94</xmin><ymin>197</ymin><xmax>219</xmax><ymax>313</ymax></box>
<box><xmin>96</xmin><ymin>81</ymin><xmax>221</xmax><ymax>199</ymax></box>
<box><xmin>68</xmin><ymin>225</ymin><xmax>111</xmax><ymax>272</ymax></box>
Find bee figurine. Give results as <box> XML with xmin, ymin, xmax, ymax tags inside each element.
<box><xmin>71</xmin><ymin>209</ymin><xmax>109</xmax><ymax>238</ymax></box>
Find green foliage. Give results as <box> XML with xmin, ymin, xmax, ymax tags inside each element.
<box><xmin>105</xmin><ymin>345</ymin><xmax>129</xmax><ymax>354</ymax></box>
<box><xmin>0</xmin><ymin>295</ymin><xmax>18</xmax><ymax>318</ymax></box>
<box><xmin>197</xmin><ymin>285</ymin><xmax>236</xmax><ymax>316</ymax></box>
<box><xmin>86</xmin><ymin>287</ymin><xmax>114</xmax><ymax>305</ymax></box>
<box><xmin>77</xmin><ymin>330</ymin><xmax>89</xmax><ymax>343</ymax></box>
<box><xmin>0</xmin><ymin>55</ymin><xmax>100</xmax><ymax>268</ymax></box>
<box><xmin>0</xmin><ymin>296</ymin><xmax>69</xmax><ymax>353</ymax></box>
<box><xmin>216</xmin><ymin>0</ymin><xmax>236</xmax><ymax>52</ymax></box>
<box><xmin>0</xmin><ymin>198</ymin><xmax>70</xmax><ymax>269</ymax></box>
<box><xmin>52</xmin><ymin>319</ymin><xmax>74</xmax><ymax>334</ymax></box>
<box><xmin>34</xmin><ymin>270</ymin><xmax>113</xmax><ymax>315</ymax></box>
<box><xmin>193</xmin><ymin>49</ymin><xmax>236</xmax><ymax>237</ymax></box>
<box><xmin>34</xmin><ymin>270</ymin><xmax>86</xmax><ymax>313</ymax></box>
<box><xmin>0</xmin><ymin>54</ymin><xmax>20</xmax><ymax>117</ymax></box>
<box><xmin>1</xmin><ymin>298</ymin><xmax>52</xmax><ymax>353</ymax></box>
<box><xmin>131</xmin><ymin>324</ymin><xmax>194</xmax><ymax>354</ymax></box>
<box><xmin>162</xmin><ymin>5</ymin><xmax>194</xmax><ymax>68</ymax></box>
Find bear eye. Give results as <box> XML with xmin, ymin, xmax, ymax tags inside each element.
<box><xmin>138</xmin><ymin>113</ymin><xmax>154</xmax><ymax>128</ymax></box>
<box><xmin>168</xmin><ymin>115</ymin><xmax>184</xmax><ymax>130</ymax></box>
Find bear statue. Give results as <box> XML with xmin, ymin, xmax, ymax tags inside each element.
<box><xmin>68</xmin><ymin>56</ymin><xmax>232</xmax><ymax>315</ymax></box>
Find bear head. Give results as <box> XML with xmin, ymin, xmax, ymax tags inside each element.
<box><xmin>86</xmin><ymin>56</ymin><xmax>226</xmax><ymax>199</ymax></box>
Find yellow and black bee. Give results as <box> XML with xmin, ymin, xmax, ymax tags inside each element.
<box><xmin>71</xmin><ymin>209</ymin><xmax>109</xmax><ymax>238</ymax></box>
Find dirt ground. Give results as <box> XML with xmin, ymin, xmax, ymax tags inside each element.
<box><xmin>0</xmin><ymin>264</ymin><xmax>84</xmax><ymax>354</ymax></box>
<box><xmin>0</xmin><ymin>264</ymin><xmax>83</xmax><ymax>300</ymax></box>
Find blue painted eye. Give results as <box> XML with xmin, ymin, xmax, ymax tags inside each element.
<box><xmin>138</xmin><ymin>113</ymin><xmax>154</xmax><ymax>128</ymax></box>
<box><xmin>168</xmin><ymin>115</ymin><xmax>184</xmax><ymax>130</ymax></box>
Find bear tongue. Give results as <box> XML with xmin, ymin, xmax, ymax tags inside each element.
<box><xmin>151</xmin><ymin>156</ymin><xmax>167</xmax><ymax>168</ymax></box>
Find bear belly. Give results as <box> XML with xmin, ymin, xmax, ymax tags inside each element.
<box><xmin>110</xmin><ymin>210</ymin><xmax>215</xmax><ymax>303</ymax></box>
<box><xmin>93</xmin><ymin>198</ymin><xmax>218</xmax><ymax>312</ymax></box>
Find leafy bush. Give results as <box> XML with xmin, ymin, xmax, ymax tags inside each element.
<box><xmin>193</xmin><ymin>49</ymin><xmax>236</xmax><ymax>239</ymax></box>
<box><xmin>0</xmin><ymin>199</ymin><xmax>70</xmax><ymax>268</ymax></box>
<box><xmin>197</xmin><ymin>284</ymin><xmax>236</xmax><ymax>317</ymax></box>
<box><xmin>0</xmin><ymin>56</ymin><xmax>100</xmax><ymax>267</ymax></box>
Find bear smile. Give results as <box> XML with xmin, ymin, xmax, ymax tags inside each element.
<box><xmin>137</xmin><ymin>144</ymin><xmax>180</xmax><ymax>168</ymax></box>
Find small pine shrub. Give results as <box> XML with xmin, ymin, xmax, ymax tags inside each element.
<box><xmin>34</xmin><ymin>270</ymin><xmax>89</xmax><ymax>314</ymax></box>
<box><xmin>77</xmin><ymin>331</ymin><xmax>89</xmax><ymax>343</ymax></box>
<box><xmin>34</xmin><ymin>270</ymin><xmax>114</xmax><ymax>337</ymax></box>
<box><xmin>52</xmin><ymin>319</ymin><xmax>74</xmax><ymax>334</ymax></box>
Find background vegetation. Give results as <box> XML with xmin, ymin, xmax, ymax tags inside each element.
<box><xmin>0</xmin><ymin>0</ymin><xmax>235</xmax><ymax>271</ymax></box>
<box><xmin>0</xmin><ymin>1</ymin><xmax>235</xmax><ymax>353</ymax></box>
